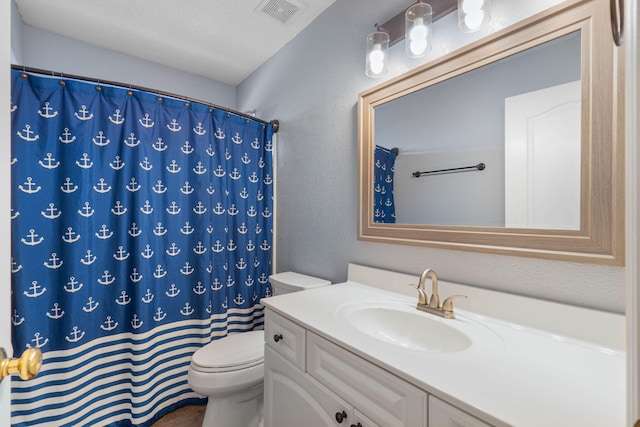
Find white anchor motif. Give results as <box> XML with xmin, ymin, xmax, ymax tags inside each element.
<box><xmin>39</xmin><ymin>153</ymin><xmax>60</xmax><ymax>169</ymax></box>
<box><xmin>180</xmin><ymin>262</ymin><xmax>194</xmax><ymax>275</ymax></box>
<box><xmin>181</xmin><ymin>181</ymin><xmax>194</xmax><ymax>195</ymax></box>
<box><xmin>212</xmin><ymin>241</ymin><xmax>225</xmax><ymax>253</ymax></box>
<box><xmin>241</xmin><ymin>153</ymin><xmax>251</xmax><ymax>164</ymax></box>
<box><xmin>226</xmin><ymin>276</ymin><xmax>236</xmax><ymax>287</ymax></box>
<box><xmin>225</xmin><ymin>148</ymin><xmax>232</xmax><ymax>160</ymax></box>
<box><xmin>10</xmin><ymin>100</ymin><xmax>17</xmax><ymax>113</ymax></box>
<box><xmin>246</xmin><ymin>276</ymin><xmax>255</xmax><ymax>287</ymax></box>
<box><xmin>76</xmin><ymin>153</ymin><xmax>94</xmax><ymax>169</ymax></box>
<box><xmin>153</xmin><ymin>308</ymin><xmax>167</xmax><ymax>321</ymax></box>
<box><xmin>264</xmin><ymin>287</ymin><xmax>272</xmax><ymax>297</ymax></box>
<box><xmin>12</xmin><ymin>310</ymin><xmax>25</xmax><ymax>326</ymax></box>
<box><xmin>231</xmin><ymin>132</ymin><xmax>243</xmax><ymax>144</ymax></box>
<box><xmin>193</xmin><ymin>241</ymin><xmax>207</xmax><ymax>255</ymax></box>
<box><xmin>222</xmin><ymin>297</ymin><xmax>228</xmax><ymax>309</ymax></box>
<box><xmin>30</xmin><ymin>332</ymin><xmax>49</xmax><ymax>348</ymax></box>
<box><xmin>248</xmin><ymin>172</ymin><xmax>259</xmax><ymax>183</ymax></box>
<box><xmin>61</xmin><ymin>177</ymin><xmax>78</xmax><ymax>193</ymax></box>
<box><xmin>247</xmin><ymin>206</ymin><xmax>257</xmax><ymax>217</ymax></box>
<box><xmin>17</xmin><ymin>124</ymin><xmax>40</xmax><ymax>141</ymax></box>
<box><xmin>206</xmin><ymin>224</ymin><xmax>214</xmax><ymax>234</ymax></box>
<box><xmin>207</xmin><ymin>184</ymin><xmax>215</xmax><ymax>195</ymax></box>
<box><xmin>166</xmin><ymin>202</ymin><xmax>181</xmax><ymax>215</ymax></box>
<box><xmin>140</xmin><ymin>200</ymin><xmax>154</xmax><ymax>215</ymax></box>
<box><xmin>211</xmin><ymin>278</ymin><xmax>223</xmax><ymax>290</ymax></box>
<box><xmin>252</xmin><ymin>292</ymin><xmax>258</xmax><ymax>302</ymax></box>
<box><xmin>254</xmin><ymin>258</ymin><xmax>261</xmax><ymax>268</ymax></box>
<box><xmin>236</xmin><ymin>258</ymin><xmax>247</xmax><ymax>270</ymax></box>
<box><xmin>227</xmin><ymin>240</ymin><xmax>238</xmax><ymax>251</ymax></box>
<box><xmin>93</xmin><ymin>178</ymin><xmax>112</xmax><ymax>193</ymax></box>
<box><xmin>264</xmin><ymin>174</ymin><xmax>273</xmax><ymax>185</ymax></box>
<box><xmin>180</xmin><ymin>302</ymin><xmax>194</xmax><ymax>316</ymax></box>
<box><xmin>206</xmin><ymin>144</ymin><xmax>215</xmax><ymax>156</ymax></box>
<box><xmin>154</xmin><ymin>265</ymin><xmax>167</xmax><ymax>279</ymax></box>
<box><xmin>41</xmin><ymin>203</ymin><xmax>62</xmax><ymax>219</ymax></box>
<box><xmin>193</xmin><ymin>202</ymin><xmax>207</xmax><ymax>215</ymax></box>
<box><xmin>234</xmin><ymin>294</ymin><xmax>245</xmax><ymax>305</ymax></box>
<box><xmin>266</xmin><ymin>140</ymin><xmax>274</xmax><ymax>151</ymax></box>
<box><xmin>153</xmin><ymin>180</ymin><xmax>167</xmax><ymax>194</ymax></box>
<box><xmin>59</xmin><ymin>128</ymin><xmax>76</xmax><ymax>144</ymax></box>
<box><xmin>214</xmin><ymin>128</ymin><xmax>225</xmax><ymax>139</ymax></box>
<box><xmin>166</xmin><ymin>160</ymin><xmax>181</xmax><ymax>173</ymax></box>
<box><xmin>193</xmin><ymin>282</ymin><xmax>206</xmax><ymax>295</ymax></box>
<box><xmin>43</xmin><ymin>253</ymin><xmax>63</xmax><ymax>269</ymax></box>
<box><xmin>65</xmin><ymin>326</ymin><xmax>85</xmax><ymax>342</ymax></box>
<box><xmin>206</xmin><ymin>302</ymin><xmax>213</xmax><ymax>314</ymax></box>
<box><xmin>92</xmin><ymin>131</ymin><xmax>110</xmax><ymax>146</ymax></box>
<box><xmin>100</xmin><ymin>316</ymin><xmax>119</xmax><ymax>331</ymax></box>
<box><xmin>246</xmin><ymin>240</ymin><xmax>255</xmax><ymax>252</ymax></box>
<box><xmin>153</xmin><ymin>137</ymin><xmax>167</xmax><ymax>152</ymax></box>
<box><xmin>251</xmin><ymin>138</ymin><xmax>260</xmax><ymax>149</ymax></box>
<box><xmin>24</xmin><ymin>281</ymin><xmax>46</xmax><ymax>297</ymax></box>
<box><xmin>259</xmin><ymin>157</ymin><xmax>266</xmax><ymax>168</ymax></box>
<box><xmin>167</xmin><ymin>119</ymin><xmax>181</xmax><ymax>132</ymax></box>
<box><xmin>21</xmin><ymin>229</ymin><xmax>44</xmax><ymax>246</ymax></box>
<box><xmin>181</xmin><ymin>141</ymin><xmax>194</xmax><ymax>154</ymax></box>
<box><xmin>11</xmin><ymin>209</ymin><xmax>19</xmax><ymax>220</ymax></box>
<box><xmin>97</xmin><ymin>270</ymin><xmax>115</xmax><ymax>285</ymax></box>
<box><xmin>113</xmin><ymin>246</ymin><xmax>130</xmax><ymax>261</ymax></box>
<box><xmin>95</xmin><ymin>224</ymin><xmax>114</xmax><ymax>239</ymax></box>
<box><xmin>11</xmin><ymin>157</ymin><xmax>17</xmax><ymax>166</ymax></box>
<box><xmin>154</xmin><ymin>222</ymin><xmax>167</xmax><ymax>237</ymax></box>
<box><xmin>11</xmin><ymin>258</ymin><xmax>22</xmax><ymax>273</ymax></box>
<box><xmin>139</xmin><ymin>157</ymin><xmax>153</xmax><ymax>171</ymax></box>
<box><xmin>141</xmin><ymin>245</ymin><xmax>155</xmax><ymax>259</ymax></box>
<box><xmin>131</xmin><ymin>314</ymin><xmax>144</xmax><ymax>329</ymax></box>
<box><xmin>228</xmin><ymin>204</ymin><xmax>239</xmax><ymax>216</ymax></box>
<box><xmin>213</xmin><ymin>165</ymin><xmax>226</xmax><ymax>177</ymax></box>
<box><xmin>166</xmin><ymin>243</ymin><xmax>180</xmax><ymax>256</ymax></box>
<box><xmin>141</xmin><ymin>289</ymin><xmax>154</xmax><ymax>303</ymax></box>
<box><xmin>80</xmin><ymin>250</ymin><xmax>97</xmax><ymax>265</ymax></box>
<box><xmin>64</xmin><ymin>276</ymin><xmax>83</xmax><ymax>293</ymax></box>
<box><xmin>111</xmin><ymin>201</ymin><xmax>127</xmax><ymax>216</ymax></box>
<box><xmin>74</xmin><ymin>105</ymin><xmax>93</xmax><ymax>121</ymax></box>
<box><xmin>126</xmin><ymin>177</ymin><xmax>141</xmax><ymax>192</ymax></box>
<box><xmin>129</xmin><ymin>223</ymin><xmax>142</xmax><ymax>237</ymax></box>
<box><xmin>261</xmin><ymin>240</ymin><xmax>272</xmax><ymax>251</ymax></box>
<box><xmin>262</xmin><ymin>207</ymin><xmax>273</xmax><ymax>218</ymax></box>
<box><xmin>193</xmin><ymin>122</ymin><xmax>206</xmax><ymax>136</ymax></box>
<box><xmin>124</xmin><ymin>133</ymin><xmax>141</xmax><ymax>147</ymax></box>
<box><xmin>78</xmin><ymin>202</ymin><xmax>95</xmax><ymax>217</ymax></box>
<box><xmin>129</xmin><ymin>268</ymin><xmax>143</xmax><ymax>283</ymax></box>
<box><xmin>229</xmin><ymin>168</ymin><xmax>242</xmax><ymax>180</ymax></box>
<box><xmin>110</xmin><ymin>156</ymin><xmax>125</xmax><ymax>170</ymax></box>
<box><xmin>213</xmin><ymin>203</ymin><xmax>225</xmax><ymax>215</ymax></box>
<box><xmin>206</xmin><ymin>262</ymin><xmax>213</xmax><ymax>274</ymax></box>
<box><xmin>238</xmin><ymin>223</ymin><xmax>248</xmax><ymax>234</ymax></box>
<box><xmin>139</xmin><ymin>113</ymin><xmax>154</xmax><ymax>128</ymax></box>
<box><xmin>115</xmin><ymin>291</ymin><xmax>131</xmax><ymax>305</ymax></box>
<box><xmin>257</xmin><ymin>190</ymin><xmax>264</xmax><ymax>201</ymax></box>
<box><xmin>109</xmin><ymin>109</ymin><xmax>125</xmax><ymax>125</ymax></box>
<box><xmin>258</xmin><ymin>273</ymin><xmax>269</xmax><ymax>284</ymax></box>
<box><xmin>166</xmin><ymin>284</ymin><xmax>180</xmax><ymax>297</ymax></box>
<box><xmin>193</xmin><ymin>162</ymin><xmax>207</xmax><ymax>174</ymax></box>
<box><xmin>83</xmin><ymin>297</ymin><xmax>99</xmax><ymax>312</ymax></box>
<box><xmin>18</xmin><ymin>177</ymin><xmax>42</xmax><ymax>194</ymax></box>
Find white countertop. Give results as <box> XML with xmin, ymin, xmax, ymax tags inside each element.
<box><xmin>262</xmin><ymin>276</ymin><xmax>625</xmax><ymax>427</ymax></box>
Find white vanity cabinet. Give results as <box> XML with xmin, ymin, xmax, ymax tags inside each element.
<box><xmin>429</xmin><ymin>396</ymin><xmax>493</xmax><ymax>427</ymax></box>
<box><xmin>264</xmin><ymin>308</ymin><xmax>427</xmax><ymax>427</ymax></box>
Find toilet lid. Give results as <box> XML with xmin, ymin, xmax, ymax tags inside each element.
<box><xmin>192</xmin><ymin>330</ymin><xmax>265</xmax><ymax>373</ymax></box>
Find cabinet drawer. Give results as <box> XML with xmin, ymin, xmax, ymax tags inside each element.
<box><xmin>264</xmin><ymin>309</ymin><xmax>306</xmax><ymax>371</ymax></box>
<box><xmin>307</xmin><ymin>332</ymin><xmax>427</xmax><ymax>427</ymax></box>
<box><xmin>429</xmin><ymin>396</ymin><xmax>493</xmax><ymax>427</ymax></box>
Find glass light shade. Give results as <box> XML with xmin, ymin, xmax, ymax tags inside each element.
<box><xmin>405</xmin><ymin>3</ymin><xmax>432</xmax><ymax>58</ymax></box>
<box><xmin>366</xmin><ymin>31</ymin><xmax>389</xmax><ymax>78</ymax></box>
<box><xmin>458</xmin><ymin>0</ymin><xmax>491</xmax><ymax>33</ymax></box>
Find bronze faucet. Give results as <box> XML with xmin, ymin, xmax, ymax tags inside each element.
<box><xmin>410</xmin><ymin>268</ymin><xmax>467</xmax><ymax>319</ymax></box>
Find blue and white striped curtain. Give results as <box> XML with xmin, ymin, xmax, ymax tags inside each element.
<box><xmin>10</xmin><ymin>70</ymin><xmax>274</xmax><ymax>427</ymax></box>
<box><xmin>373</xmin><ymin>145</ymin><xmax>397</xmax><ymax>223</ymax></box>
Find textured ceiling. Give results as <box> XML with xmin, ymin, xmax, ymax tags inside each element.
<box><xmin>14</xmin><ymin>0</ymin><xmax>336</xmax><ymax>86</ymax></box>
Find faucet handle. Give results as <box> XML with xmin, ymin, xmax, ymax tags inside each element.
<box><xmin>409</xmin><ymin>284</ymin><xmax>428</xmax><ymax>305</ymax></box>
<box><xmin>441</xmin><ymin>295</ymin><xmax>468</xmax><ymax>317</ymax></box>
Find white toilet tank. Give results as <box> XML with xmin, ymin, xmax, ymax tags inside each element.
<box><xmin>269</xmin><ymin>271</ymin><xmax>331</xmax><ymax>296</ymax></box>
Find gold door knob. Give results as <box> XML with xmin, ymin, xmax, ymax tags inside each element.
<box><xmin>0</xmin><ymin>347</ymin><xmax>42</xmax><ymax>381</ymax></box>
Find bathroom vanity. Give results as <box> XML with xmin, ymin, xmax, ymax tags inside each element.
<box><xmin>262</xmin><ymin>264</ymin><xmax>625</xmax><ymax>427</ymax></box>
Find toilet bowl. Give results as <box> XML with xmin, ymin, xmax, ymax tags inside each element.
<box><xmin>187</xmin><ymin>272</ymin><xmax>330</xmax><ymax>427</ymax></box>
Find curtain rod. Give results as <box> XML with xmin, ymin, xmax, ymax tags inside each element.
<box><xmin>11</xmin><ymin>64</ymin><xmax>280</xmax><ymax>133</ymax></box>
<box><xmin>412</xmin><ymin>162</ymin><xmax>486</xmax><ymax>177</ymax></box>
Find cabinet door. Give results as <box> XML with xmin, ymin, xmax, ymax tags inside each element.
<box><xmin>429</xmin><ymin>396</ymin><xmax>493</xmax><ymax>427</ymax></box>
<box><xmin>265</xmin><ymin>346</ymin><xmax>354</xmax><ymax>427</ymax></box>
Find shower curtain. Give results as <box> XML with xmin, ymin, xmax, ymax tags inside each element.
<box><xmin>373</xmin><ymin>145</ymin><xmax>397</xmax><ymax>223</ymax></box>
<box><xmin>10</xmin><ymin>70</ymin><xmax>274</xmax><ymax>426</ymax></box>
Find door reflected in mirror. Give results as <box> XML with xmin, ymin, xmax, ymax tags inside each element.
<box><xmin>373</xmin><ymin>31</ymin><xmax>581</xmax><ymax>230</ymax></box>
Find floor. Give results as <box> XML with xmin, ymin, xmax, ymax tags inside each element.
<box><xmin>151</xmin><ymin>405</ymin><xmax>206</xmax><ymax>427</ymax></box>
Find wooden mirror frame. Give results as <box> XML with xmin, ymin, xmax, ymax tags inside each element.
<box><xmin>358</xmin><ymin>0</ymin><xmax>625</xmax><ymax>265</ymax></box>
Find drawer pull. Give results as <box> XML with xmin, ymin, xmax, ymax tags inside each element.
<box><xmin>273</xmin><ymin>333</ymin><xmax>283</xmax><ymax>343</ymax></box>
<box><xmin>350</xmin><ymin>424</ymin><xmax>362</xmax><ymax>427</ymax></box>
<box><xmin>335</xmin><ymin>410</ymin><xmax>347</xmax><ymax>423</ymax></box>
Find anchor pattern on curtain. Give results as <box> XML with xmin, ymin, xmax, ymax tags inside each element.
<box><xmin>373</xmin><ymin>145</ymin><xmax>397</xmax><ymax>223</ymax></box>
<box><xmin>10</xmin><ymin>70</ymin><xmax>274</xmax><ymax>427</ymax></box>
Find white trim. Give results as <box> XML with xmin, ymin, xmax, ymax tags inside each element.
<box><xmin>626</xmin><ymin>0</ymin><xmax>640</xmax><ymax>423</ymax></box>
<box><xmin>271</xmin><ymin>132</ymin><xmax>278</xmax><ymax>274</ymax></box>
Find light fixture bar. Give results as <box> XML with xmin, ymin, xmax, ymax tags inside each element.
<box><xmin>377</xmin><ymin>0</ymin><xmax>458</xmax><ymax>47</ymax></box>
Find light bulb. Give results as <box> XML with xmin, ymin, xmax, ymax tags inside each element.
<box><xmin>464</xmin><ymin>10</ymin><xmax>485</xmax><ymax>30</ymax></box>
<box><xmin>409</xmin><ymin>17</ymin><xmax>428</xmax><ymax>41</ymax></box>
<box><xmin>409</xmin><ymin>39</ymin><xmax>428</xmax><ymax>56</ymax></box>
<box><xmin>461</xmin><ymin>0</ymin><xmax>484</xmax><ymax>13</ymax></box>
<box><xmin>369</xmin><ymin>44</ymin><xmax>385</xmax><ymax>75</ymax></box>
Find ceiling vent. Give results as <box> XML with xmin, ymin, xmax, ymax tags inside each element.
<box><xmin>257</xmin><ymin>0</ymin><xmax>303</xmax><ymax>25</ymax></box>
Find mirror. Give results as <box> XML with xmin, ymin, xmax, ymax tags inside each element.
<box><xmin>358</xmin><ymin>0</ymin><xmax>624</xmax><ymax>265</ymax></box>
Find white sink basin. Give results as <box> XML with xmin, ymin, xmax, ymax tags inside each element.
<box><xmin>337</xmin><ymin>300</ymin><xmax>503</xmax><ymax>355</ymax></box>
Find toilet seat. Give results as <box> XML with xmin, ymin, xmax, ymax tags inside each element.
<box><xmin>191</xmin><ymin>330</ymin><xmax>265</xmax><ymax>373</ymax></box>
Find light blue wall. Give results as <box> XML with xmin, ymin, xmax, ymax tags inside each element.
<box><xmin>10</xmin><ymin>0</ymin><xmax>23</xmax><ymax>64</ymax></box>
<box><xmin>11</xmin><ymin>8</ymin><xmax>236</xmax><ymax>108</ymax></box>
<box><xmin>237</xmin><ymin>0</ymin><xmax>625</xmax><ymax>313</ymax></box>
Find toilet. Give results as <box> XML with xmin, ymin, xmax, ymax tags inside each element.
<box><xmin>187</xmin><ymin>272</ymin><xmax>331</xmax><ymax>427</ymax></box>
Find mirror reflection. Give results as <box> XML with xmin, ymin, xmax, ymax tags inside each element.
<box><xmin>373</xmin><ymin>31</ymin><xmax>581</xmax><ymax>230</ymax></box>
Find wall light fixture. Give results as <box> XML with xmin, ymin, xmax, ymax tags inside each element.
<box><xmin>366</xmin><ymin>0</ymin><xmax>491</xmax><ymax>77</ymax></box>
